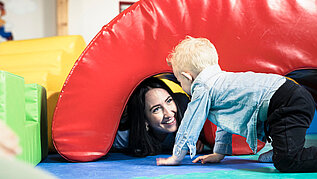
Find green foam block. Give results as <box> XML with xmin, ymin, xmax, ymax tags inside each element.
<box><xmin>0</xmin><ymin>71</ymin><xmax>47</xmax><ymax>166</ymax></box>
<box><xmin>0</xmin><ymin>71</ymin><xmax>26</xmax><ymax>161</ymax></box>
<box><xmin>25</xmin><ymin>83</ymin><xmax>48</xmax><ymax>162</ymax></box>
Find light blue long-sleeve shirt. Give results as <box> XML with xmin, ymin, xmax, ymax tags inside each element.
<box><xmin>173</xmin><ymin>64</ymin><xmax>286</xmax><ymax>159</ymax></box>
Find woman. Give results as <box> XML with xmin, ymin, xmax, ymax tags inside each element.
<box><xmin>112</xmin><ymin>76</ymin><xmax>207</xmax><ymax>157</ymax></box>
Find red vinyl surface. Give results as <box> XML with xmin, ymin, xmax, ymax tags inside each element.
<box><xmin>52</xmin><ymin>0</ymin><xmax>317</xmax><ymax>162</ymax></box>
<box><xmin>203</xmin><ymin>120</ymin><xmax>265</xmax><ymax>155</ymax></box>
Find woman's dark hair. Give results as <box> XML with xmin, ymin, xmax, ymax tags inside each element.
<box><xmin>127</xmin><ymin>76</ymin><xmax>184</xmax><ymax>157</ymax></box>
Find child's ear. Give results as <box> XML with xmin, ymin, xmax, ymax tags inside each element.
<box><xmin>181</xmin><ymin>72</ymin><xmax>193</xmax><ymax>82</ymax></box>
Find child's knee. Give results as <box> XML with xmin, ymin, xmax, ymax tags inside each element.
<box><xmin>273</xmin><ymin>155</ymin><xmax>297</xmax><ymax>172</ymax></box>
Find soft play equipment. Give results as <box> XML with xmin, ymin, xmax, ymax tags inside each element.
<box><xmin>0</xmin><ymin>35</ymin><xmax>86</xmax><ymax>152</ymax></box>
<box><xmin>0</xmin><ymin>71</ymin><xmax>47</xmax><ymax>165</ymax></box>
<box><xmin>52</xmin><ymin>0</ymin><xmax>317</xmax><ymax>162</ymax></box>
<box><xmin>25</xmin><ymin>83</ymin><xmax>48</xmax><ymax>161</ymax></box>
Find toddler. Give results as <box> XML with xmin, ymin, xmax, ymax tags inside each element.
<box><xmin>156</xmin><ymin>36</ymin><xmax>317</xmax><ymax>172</ymax></box>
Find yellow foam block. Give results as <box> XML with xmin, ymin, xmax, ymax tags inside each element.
<box><xmin>46</xmin><ymin>90</ymin><xmax>60</xmax><ymax>152</ymax></box>
<box><xmin>0</xmin><ymin>35</ymin><xmax>86</xmax><ymax>152</ymax></box>
<box><xmin>0</xmin><ymin>50</ymin><xmax>71</xmax><ymax>91</ymax></box>
<box><xmin>0</xmin><ymin>51</ymin><xmax>65</xmax><ymax>75</ymax></box>
<box><xmin>8</xmin><ymin>71</ymin><xmax>49</xmax><ymax>90</ymax></box>
<box><xmin>0</xmin><ymin>35</ymin><xmax>86</xmax><ymax>56</ymax></box>
<box><xmin>160</xmin><ymin>78</ymin><xmax>186</xmax><ymax>94</ymax></box>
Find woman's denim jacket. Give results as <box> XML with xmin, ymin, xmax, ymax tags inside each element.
<box><xmin>173</xmin><ymin>65</ymin><xmax>286</xmax><ymax>159</ymax></box>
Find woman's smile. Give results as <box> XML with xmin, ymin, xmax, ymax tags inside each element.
<box><xmin>162</xmin><ymin>117</ymin><xmax>176</xmax><ymax>125</ymax></box>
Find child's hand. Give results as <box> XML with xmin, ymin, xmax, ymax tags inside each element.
<box><xmin>192</xmin><ymin>153</ymin><xmax>225</xmax><ymax>164</ymax></box>
<box><xmin>156</xmin><ymin>155</ymin><xmax>180</xmax><ymax>166</ymax></box>
<box><xmin>0</xmin><ymin>121</ymin><xmax>22</xmax><ymax>158</ymax></box>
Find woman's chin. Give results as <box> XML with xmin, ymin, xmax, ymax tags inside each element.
<box><xmin>166</xmin><ymin>124</ymin><xmax>178</xmax><ymax>133</ymax></box>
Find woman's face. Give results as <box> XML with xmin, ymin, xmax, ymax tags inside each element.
<box><xmin>144</xmin><ymin>88</ymin><xmax>178</xmax><ymax>134</ymax></box>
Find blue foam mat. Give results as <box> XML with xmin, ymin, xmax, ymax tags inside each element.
<box><xmin>37</xmin><ymin>154</ymin><xmax>276</xmax><ymax>179</ymax></box>
<box><xmin>37</xmin><ymin>134</ymin><xmax>317</xmax><ymax>179</ymax></box>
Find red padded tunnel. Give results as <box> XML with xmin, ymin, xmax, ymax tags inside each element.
<box><xmin>52</xmin><ymin>0</ymin><xmax>317</xmax><ymax>162</ymax></box>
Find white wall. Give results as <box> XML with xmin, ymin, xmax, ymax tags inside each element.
<box><xmin>69</xmin><ymin>0</ymin><xmax>138</xmax><ymax>44</ymax></box>
<box><xmin>1</xmin><ymin>0</ymin><xmax>138</xmax><ymax>44</ymax></box>
<box><xmin>1</xmin><ymin>0</ymin><xmax>56</xmax><ymax>41</ymax></box>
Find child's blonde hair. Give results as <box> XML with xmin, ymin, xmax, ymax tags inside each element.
<box><xmin>167</xmin><ymin>36</ymin><xmax>218</xmax><ymax>77</ymax></box>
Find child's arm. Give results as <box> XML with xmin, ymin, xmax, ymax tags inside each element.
<box><xmin>192</xmin><ymin>127</ymin><xmax>232</xmax><ymax>164</ymax></box>
<box><xmin>156</xmin><ymin>139</ymin><xmax>205</xmax><ymax>165</ymax></box>
<box><xmin>157</xmin><ymin>86</ymin><xmax>211</xmax><ymax>166</ymax></box>
<box><xmin>192</xmin><ymin>153</ymin><xmax>225</xmax><ymax>164</ymax></box>
<box><xmin>213</xmin><ymin>127</ymin><xmax>232</xmax><ymax>155</ymax></box>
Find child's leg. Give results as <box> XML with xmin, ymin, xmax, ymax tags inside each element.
<box><xmin>267</xmin><ymin>80</ymin><xmax>317</xmax><ymax>172</ymax></box>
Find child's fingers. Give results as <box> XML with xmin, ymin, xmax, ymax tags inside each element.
<box><xmin>192</xmin><ymin>156</ymin><xmax>204</xmax><ymax>163</ymax></box>
<box><xmin>192</xmin><ymin>157</ymin><xmax>200</xmax><ymax>163</ymax></box>
<box><xmin>156</xmin><ymin>158</ymin><xmax>163</xmax><ymax>165</ymax></box>
<box><xmin>193</xmin><ymin>154</ymin><xmax>222</xmax><ymax>164</ymax></box>
<box><xmin>156</xmin><ymin>158</ymin><xmax>168</xmax><ymax>165</ymax></box>
<box><xmin>202</xmin><ymin>157</ymin><xmax>213</xmax><ymax>163</ymax></box>
<box><xmin>0</xmin><ymin>121</ymin><xmax>22</xmax><ymax>157</ymax></box>
<box><xmin>203</xmin><ymin>156</ymin><xmax>221</xmax><ymax>163</ymax></box>
<box><xmin>157</xmin><ymin>157</ymin><xmax>180</xmax><ymax>166</ymax></box>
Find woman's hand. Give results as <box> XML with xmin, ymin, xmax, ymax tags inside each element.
<box><xmin>196</xmin><ymin>140</ymin><xmax>204</xmax><ymax>153</ymax></box>
<box><xmin>0</xmin><ymin>121</ymin><xmax>22</xmax><ymax>158</ymax></box>
<box><xmin>192</xmin><ymin>153</ymin><xmax>225</xmax><ymax>164</ymax></box>
<box><xmin>156</xmin><ymin>155</ymin><xmax>181</xmax><ymax>166</ymax></box>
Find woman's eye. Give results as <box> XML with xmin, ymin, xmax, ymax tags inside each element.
<box><xmin>167</xmin><ymin>98</ymin><xmax>173</xmax><ymax>103</ymax></box>
<box><xmin>152</xmin><ymin>107</ymin><xmax>161</xmax><ymax>113</ymax></box>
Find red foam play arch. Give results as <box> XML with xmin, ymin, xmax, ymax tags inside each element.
<box><xmin>52</xmin><ymin>0</ymin><xmax>317</xmax><ymax>162</ymax></box>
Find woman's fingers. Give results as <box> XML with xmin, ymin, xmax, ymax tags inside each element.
<box><xmin>196</xmin><ymin>140</ymin><xmax>204</xmax><ymax>153</ymax></box>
